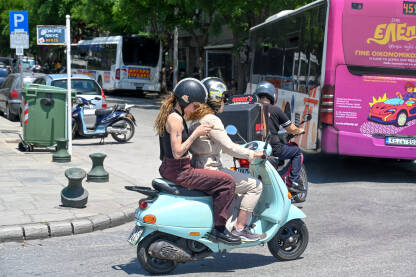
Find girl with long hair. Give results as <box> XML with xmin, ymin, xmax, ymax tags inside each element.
<box><xmin>187</xmin><ymin>77</ymin><xmax>265</xmax><ymax>241</ymax></box>
<box><xmin>154</xmin><ymin>78</ymin><xmax>241</xmax><ymax>245</ymax></box>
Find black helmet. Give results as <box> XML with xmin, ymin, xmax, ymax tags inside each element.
<box><xmin>173</xmin><ymin>78</ymin><xmax>208</xmax><ymax>109</ymax></box>
<box><xmin>201</xmin><ymin>77</ymin><xmax>229</xmax><ymax>102</ymax></box>
<box><xmin>255</xmin><ymin>81</ymin><xmax>277</xmax><ymax>105</ymax></box>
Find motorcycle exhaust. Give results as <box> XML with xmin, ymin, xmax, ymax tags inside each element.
<box><xmin>106</xmin><ymin>127</ymin><xmax>128</xmax><ymax>134</ymax></box>
<box><xmin>148</xmin><ymin>240</ymin><xmax>194</xmax><ymax>262</ymax></box>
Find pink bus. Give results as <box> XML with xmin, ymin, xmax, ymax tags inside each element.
<box><xmin>247</xmin><ymin>0</ymin><xmax>416</xmax><ymax>160</ymax></box>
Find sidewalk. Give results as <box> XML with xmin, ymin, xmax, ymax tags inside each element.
<box><xmin>0</xmin><ymin>117</ymin><xmax>141</xmax><ymax>242</ymax></box>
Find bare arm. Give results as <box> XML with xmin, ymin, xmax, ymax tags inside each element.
<box><xmin>284</xmin><ymin>123</ymin><xmax>305</xmax><ymax>135</ymax></box>
<box><xmin>166</xmin><ymin>113</ymin><xmax>212</xmax><ymax>159</ymax></box>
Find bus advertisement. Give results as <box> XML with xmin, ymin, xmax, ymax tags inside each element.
<box><xmin>247</xmin><ymin>0</ymin><xmax>416</xmax><ymax>160</ymax></box>
<box><xmin>71</xmin><ymin>35</ymin><xmax>162</xmax><ymax>93</ymax></box>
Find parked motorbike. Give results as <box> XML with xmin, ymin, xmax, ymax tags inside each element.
<box><xmin>72</xmin><ymin>97</ymin><xmax>136</xmax><ymax>143</ymax></box>
<box><xmin>125</xmin><ymin>128</ymin><xmax>309</xmax><ymax>274</ymax></box>
<box><xmin>232</xmin><ymin>114</ymin><xmax>312</xmax><ymax>203</ymax></box>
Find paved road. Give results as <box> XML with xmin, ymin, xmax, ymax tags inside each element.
<box><xmin>1</xmin><ymin>93</ymin><xmax>415</xmax><ymax>276</ymax></box>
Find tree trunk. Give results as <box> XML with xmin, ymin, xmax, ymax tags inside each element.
<box><xmin>232</xmin><ymin>34</ymin><xmax>249</xmax><ymax>94</ymax></box>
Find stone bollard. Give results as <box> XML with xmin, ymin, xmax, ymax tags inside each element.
<box><xmin>87</xmin><ymin>153</ymin><xmax>109</xmax><ymax>182</ymax></box>
<box><xmin>53</xmin><ymin>138</ymin><xmax>71</xmax><ymax>163</ymax></box>
<box><xmin>61</xmin><ymin>168</ymin><xmax>88</xmax><ymax>208</ymax></box>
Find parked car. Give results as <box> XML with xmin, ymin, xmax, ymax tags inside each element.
<box><xmin>32</xmin><ymin>74</ymin><xmax>107</xmax><ymax>110</ymax></box>
<box><xmin>21</xmin><ymin>58</ymin><xmax>35</xmax><ymax>72</ymax></box>
<box><xmin>0</xmin><ymin>73</ymin><xmax>44</xmax><ymax>121</ymax></box>
<box><xmin>0</xmin><ymin>57</ymin><xmax>14</xmax><ymax>73</ymax></box>
<box><xmin>0</xmin><ymin>68</ymin><xmax>8</xmax><ymax>87</ymax></box>
<box><xmin>32</xmin><ymin>74</ymin><xmax>107</xmax><ymax>129</ymax></box>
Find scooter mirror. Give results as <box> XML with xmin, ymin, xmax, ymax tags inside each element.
<box><xmin>225</xmin><ymin>125</ymin><xmax>238</xmax><ymax>135</ymax></box>
<box><xmin>74</xmin><ymin>97</ymin><xmax>83</xmax><ymax>105</ymax></box>
<box><xmin>304</xmin><ymin>114</ymin><xmax>312</xmax><ymax>122</ymax></box>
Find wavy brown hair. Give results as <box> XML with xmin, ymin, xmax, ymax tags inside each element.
<box><xmin>187</xmin><ymin>103</ymin><xmax>215</xmax><ymax>121</ymax></box>
<box><xmin>154</xmin><ymin>93</ymin><xmax>177</xmax><ymax>136</ymax></box>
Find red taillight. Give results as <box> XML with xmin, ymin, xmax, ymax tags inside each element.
<box><xmin>320</xmin><ymin>84</ymin><xmax>334</xmax><ymax>125</ymax></box>
<box><xmin>115</xmin><ymin>69</ymin><xmax>120</xmax><ymax>80</ymax></box>
<box><xmin>139</xmin><ymin>199</ymin><xmax>148</xmax><ymax>210</ymax></box>
<box><xmin>238</xmin><ymin>158</ymin><xmax>250</xmax><ymax>168</ymax></box>
<box><xmin>10</xmin><ymin>90</ymin><xmax>19</xmax><ymax>99</ymax></box>
<box><xmin>101</xmin><ymin>89</ymin><xmax>107</xmax><ymax>108</ymax></box>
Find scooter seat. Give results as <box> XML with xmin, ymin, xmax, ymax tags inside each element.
<box><xmin>152</xmin><ymin>178</ymin><xmax>208</xmax><ymax>197</ymax></box>
<box><xmin>95</xmin><ymin>108</ymin><xmax>113</xmax><ymax>116</ymax></box>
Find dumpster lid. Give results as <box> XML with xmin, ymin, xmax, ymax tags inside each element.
<box><xmin>23</xmin><ymin>84</ymin><xmax>77</xmax><ymax>96</ymax></box>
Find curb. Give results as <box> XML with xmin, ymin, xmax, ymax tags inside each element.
<box><xmin>0</xmin><ymin>205</ymin><xmax>137</xmax><ymax>243</ymax></box>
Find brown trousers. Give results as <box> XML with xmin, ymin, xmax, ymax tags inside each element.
<box><xmin>159</xmin><ymin>157</ymin><xmax>235</xmax><ymax>226</ymax></box>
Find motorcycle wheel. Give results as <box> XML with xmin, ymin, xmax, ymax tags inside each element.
<box><xmin>268</xmin><ymin>219</ymin><xmax>309</xmax><ymax>261</ymax></box>
<box><xmin>137</xmin><ymin>233</ymin><xmax>178</xmax><ymax>275</ymax></box>
<box><xmin>293</xmin><ymin>165</ymin><xmax>308</xmax><ymax>203</ymax></box>
<box><xmin>110</xmin><ymin>118</ymin><xmax>135</xmax><ymax>143</ymax></box>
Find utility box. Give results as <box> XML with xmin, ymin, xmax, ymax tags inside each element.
<box><xmin>20</xmin><ymin>84</ymin><xmax>75</xmax><ymax>149</ymax></box>
<box><xmin>218</xmin><ymin>102</ymin><xmax>264</xmax><ymax>144</ymax></box>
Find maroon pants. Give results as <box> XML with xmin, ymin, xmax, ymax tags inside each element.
<box><xmin>159</xmin><ymin>157</ymin><xmax>235</xmax><ymax>226</ymax></box>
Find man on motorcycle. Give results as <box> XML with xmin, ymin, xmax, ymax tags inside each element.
<box><xmin>255</xmin><ymin>81</ymin><xmax>306</xmax><ymax>193</ymax></box>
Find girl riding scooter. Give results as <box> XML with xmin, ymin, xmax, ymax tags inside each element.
<box><xmin>187</xmin><ymin>77</ymin><xmax>265</xmax><ymax>241</ymax></box>
<box><xmin>154</xmin><ymin>78</ymin><xmax>241</xmax><ymax>245</ymax></box>
<box><xmin>125</xmin><ymin>126</ymin><xmax>309</xmax><ymax>274</ymax></box>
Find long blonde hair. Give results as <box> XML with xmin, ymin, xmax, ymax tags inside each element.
<box><xmin>154</xmin><ymin>93</ymin><xmax>177</xmax><ymax>136</ymax></box>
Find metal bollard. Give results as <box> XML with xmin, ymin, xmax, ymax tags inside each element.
<box><xmin>53</xmin><ymin>138</ymin><xmax>71</xmax><ymax>163</ymax></box>
<box><xmin>87</xmin><ymin>153</ymin><xmax>109</xmax><ymax>182</ymax></box>
<box><xmin>61</xmin><ymin>168</ymin><xmax>88</xmax><ymax>208</ymax></box>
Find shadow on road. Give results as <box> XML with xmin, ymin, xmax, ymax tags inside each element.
<box><xmin>112</xmin><ymin>252</ymin><xmax>288</xmax><ymax>275</ymax></box>
<box><xmin>106</xmin><ymin>90</ymin><xmax>162</xmax><ymax>110</ymax></box>
<box><xmin>304</xmin><ymin>152</ymin><xmax>415</xmax><ymax>184</ymax></box>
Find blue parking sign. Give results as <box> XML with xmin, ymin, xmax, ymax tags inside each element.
<box><xmin>9</xmin><ymin>11</ymin><xmax>29</xmax><ymax>34</ymax></box>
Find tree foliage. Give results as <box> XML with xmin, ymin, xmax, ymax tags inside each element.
<box><xmin>0</xmin><ymin>0</ymin><xmax>314</xmax><ymax>87</ymax></box>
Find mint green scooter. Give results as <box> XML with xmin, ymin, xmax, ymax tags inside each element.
<box><xmin>125</xmin><ymin>125</ymin><xmax>308</xmax><ymax>274</ymax></box>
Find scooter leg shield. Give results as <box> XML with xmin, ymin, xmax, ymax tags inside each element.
<box><xmin>286</xmin><ymin>204</ymin><xmax>306</xmax><ymax>222</ymax></box>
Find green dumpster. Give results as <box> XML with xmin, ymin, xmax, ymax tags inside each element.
<box><xmin>19</xmin><ymin>84</ymin><xmax>76</xmax><ymax>150</ymax></box>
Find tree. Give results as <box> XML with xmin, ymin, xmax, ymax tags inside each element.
<box><xmin>215</xmin><ymin>0</ymin><xmax>313</xmax><ymax>91</ymax></box>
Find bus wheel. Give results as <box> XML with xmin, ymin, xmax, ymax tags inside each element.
<box><xmin>396</xmin><ymin>111</ymin><xmax>408</xmax><ymax>127</ymax></box>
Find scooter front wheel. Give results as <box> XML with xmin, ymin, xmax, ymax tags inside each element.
<box><xmin>268</xmin><ymin>219</ymin><xmax>309</xmax><ymax>261</ymax></box>
<box><xmin>137</xmin><ymin>232</ymin><xmax>178</xmax><ymax>274</ymax></box>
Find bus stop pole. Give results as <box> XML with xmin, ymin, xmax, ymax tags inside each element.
<box><xmin>173</xmin><ymin>26</ymin><xmax>178</xmax><ymax>87</ymax></box>
<box><xmin>66</xmin><ymin>15</ymin><xmax>72</xmax><ymax>155</ymax></box>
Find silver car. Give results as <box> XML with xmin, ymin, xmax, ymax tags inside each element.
<box><xmin>33</xmin><ymin>74</ymin><xmax>107</xmax><ymax>128</ymax></box>
<box><xmin>32</xmin><ymin>74</ymin><xmax>107</xmax><ymax>110</ymax></box>
<box><xmin>0</xmin><ymin>73</ymin><xmax>43</xmax><ymax>121</ymax></box>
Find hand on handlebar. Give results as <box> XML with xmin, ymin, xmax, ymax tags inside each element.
<box><xmin>253</xmin><ymin>150</ymin><xmax>267</xmax><ymax>160</ymax></box>
<box><xmin>296</xmin><ymin>127</ymin><xmax>305</xmax><ymax>135</ymax></box>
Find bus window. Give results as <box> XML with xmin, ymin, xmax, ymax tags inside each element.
<box><xmin>298</xmin><ymin>52</ymin><xmax>308</xmax><ymax>94</ymax></box>
<box><xmin>308</xmin><ymin>53</ymin><xmax>319</xmax><ymax>91</ymax></box>
<box><xmin>122</xmin><ymin>36</ymin><xmax>160</xmax><ymax>67</ymax></box>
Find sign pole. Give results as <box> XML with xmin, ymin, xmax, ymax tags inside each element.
<box><xmin>66</xmin><ymin>15</ymin><xmax>72</xmax><ymax>155</ymax></box>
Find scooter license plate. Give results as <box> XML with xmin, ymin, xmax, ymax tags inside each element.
<box><xmin>237</xmin><ymin>167</ymin><xmax>250</xmax><ymax>174</ymax></box>
<box><xmin>127</xmin><ymin>226</ymin><xmax>144</xmax><ymax>246</ymax></box>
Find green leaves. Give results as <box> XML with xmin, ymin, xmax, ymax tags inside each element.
<box><xmin>0</xmin><ymin>0</ymin><xmax>314</xmax><ymax>58</ymax></box>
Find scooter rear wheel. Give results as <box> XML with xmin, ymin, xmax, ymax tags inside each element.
<box><xmin>268</xmin><ymin>219</ymin><xmax>309</xmax><ymax>261</ymax></box>
<box><xmin>137</xmin><ymin>232</ymin><xmax>178</xmax><ymax>274</ymax></box>
<box><xmin>111</xmin><ymin>118</ymin><xmax>135</xmax><ymax>143</ymax></box>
